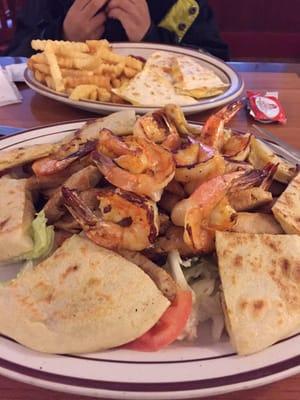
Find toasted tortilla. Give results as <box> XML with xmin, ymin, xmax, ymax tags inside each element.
<box><xmin>230</xmin><ymin>212</ymin><xmax>283</xmax><ymax>234</ymax></box>
<box><xmin>0</xmin><ymin>143</ymin><xmax>55</xmax><ymax>172</ymax></box>
<box><xmin>272</xmin><ymin>172</ymin><xmax>300</xmax><ymax>234</ymax></box>
<box><xmin>0</xmin><ymin>235</ymin><xmax>170</xmax><ymax>354</ymax></box>
<box><xmin>172</xmin><ymin>55</ymin><xmax>228</xmax><ymax>99</ymax></box>
<box><xmin>216</xmin><ymin>232</ymin><xmax>300</xmax><ymax>355</ymax></box>
<box><xmin>112</xmin><ymin>67</ymin><xmax>197</xmax><ymax>107</ymax></box>
<box><xmin>0</xmin><ymin>177</ymin><xmax>35</xmax><ymax>263</ymax></box>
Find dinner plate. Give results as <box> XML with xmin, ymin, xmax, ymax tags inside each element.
<box><xmin>24</xmin><ymin>42</ymin><xmax>244</xmax><ymax>115</ymax></box>
<box><xmin>0</xmin><ymin>121</ymin><xmax>299</xmax><ymax>399</ymax></box>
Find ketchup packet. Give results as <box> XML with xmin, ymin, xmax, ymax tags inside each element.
<box><xmin>247</xmin><ymin>91</ymin><xmax>287</xmax><ymax>124</ymax></box>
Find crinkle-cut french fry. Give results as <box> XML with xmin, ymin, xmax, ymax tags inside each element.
<box><xmin>54</xmin><ymin>48</ymin><xmax>90</xmax><ymax>59</ymax></box>
<box><xmin>112</xmin><ymin>78</ymin><xmax>121</xmax><ymax>88</ymax></box>
<box><xmin>64</xmin><ymin>75</ymin><xmax>111</xmax><ymax>90</ymax></box>
<box><xmin>45</xmin><ymin>75</ymin><xmax>55</xmax><ymax>90</ymax></box>
<box><xmin>31</xmin><ymin>39</ymin><xmax>89</xmax><ymax>53</ymax></box>
<box><xmin>123</xmin><ymin>66</ymin><xmax>138</xmax><ymax>79</ymax></box>
<box><xmin>120</xmin><ymin>75</ymin><xmax>130</xmax><ymax>86</ymax></box>
<box><xmin>32</xmin><ymin>62</ymin><xmax>50</xmax><ymax>75</ymax></box>
<box><xmin>97</xmin><ymin>88</ymin><xmax>112</xmax><ymax>102</ymax></box>
<box><xmin>125</xmin><ymin>56</ymin><xmax>143</xmax><ymax>71</ymax></box>
<box><xmin>69</xmin><ymin>85</ymin><xmax>99</xmax><ymax>101</ymax></box>
<box><xmin>61</xmin><ymin>68</ymin><xmax>94</xmax><ymax>78</ymax></box>
<box><xmin>30</xmin><ymin>53</ymin><xmax>48</xmax><ymax>65</ymax></box>
<box><xmin>44</xmin><ymin>43</ymin><xmax>65</xmax><ymax>92</ymax></box>
<box><xmin>95</xmin><ymin>62</ymin><xmax>125</xmax><ymax>78</ymax></box>
<box><xmin>34</xmin><ymin>70</ymin><xmax>46</xmax><ymax>83</ymax></box>
<box><xmin>86</xmin><ymin>39</ymin><xmax>110</xmax><ymax>52</ymax></box>
<box><xmin>98</xmin><ymin>48</ymin><xmax>125</xmax><ymax>65</ymax></box>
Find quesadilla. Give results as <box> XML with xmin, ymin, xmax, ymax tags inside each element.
<box><xmin>0</xmin><ymin>143</ymin><xmax>55</xmax><ymax>172</ymax></box>
<box><xmin>0</xmin><ymin>178</ymin><xmax>35</xmax><ymax>263</ymax></box>
<box><xmin>112</xmin><ymin>66</ymin><xmax>197</xmax><ymax>107</ymax></box>
<box><xmin>216</xmin><ymin>232</ymin><xmax>300</xmax><ymax>355</ymax></box>
<box><xmin>171</xmin><ymin>55</ymin><xmax>228</xmax><ymax>99</ymax></box>
<box><xmin>272</xmin><ymin>172</ymin><xmax>300</xmax><ymax>234</ymax></box>
<box><xmin>230</xmin><ymin>212</ymin><xmax>283</xmax><ymax>234</ymax></box>
<box><xmin>0</xmin><ymin>235</ymin><xmax>170</xmax><ymax>354</ymax></box>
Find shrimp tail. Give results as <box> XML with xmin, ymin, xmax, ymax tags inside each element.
<box><xmin>91</xmin><ymin>150</ymin><xmax>115</xmax><ymax>174</ymax></box>
<box><xmin>230</xmin><ymin>162</ymin><xmax>278</xmax><ymax>192</ymax></box>
<box><xmin>64</xmin><ymin>140</ymin><xmax>97</xmax><ymax>160</ymax></box>
<box><xmin>61</xmin><ymin>186</ymin><xmax>98</xmax><ymax>228</ymax></box>
<box><xmin>221</xmin><ymin>100</ymin><xmax>244</xmax><ymax>123</ymax></box>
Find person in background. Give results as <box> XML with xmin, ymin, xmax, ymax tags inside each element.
<box><xmin>5</xmin><ymin>0</ymin><xmax>229</xmax><ymax>60</ymax></box>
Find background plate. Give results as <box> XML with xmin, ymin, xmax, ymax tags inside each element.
<box><xmin>24</xmin><ymin>42</ymin><xmax>244</xmax><ymax>115</ymax></box>
<box><xmin>0</xmin><ymin>121</ymin><xmax>299</xmax><ymax>399</ymax></box>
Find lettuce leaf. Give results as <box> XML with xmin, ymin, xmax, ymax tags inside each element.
<box><xmin>25</xmin><ymin>211</ymin><xmax>54</xmax><ymax>260</ymax></box>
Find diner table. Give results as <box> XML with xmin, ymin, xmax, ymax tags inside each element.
<box><xmin>0</xmin><ymin>59</ymin><xmax>299</xmax><ymax>400</ymax></box>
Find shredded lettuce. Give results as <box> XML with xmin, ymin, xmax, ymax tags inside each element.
<box><xmin>25</xmin><ymin>210</ymin><xmax>54</xmax><ymax>261</ymax></box>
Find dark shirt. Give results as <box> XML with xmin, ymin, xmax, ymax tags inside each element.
<box><xmin>5</xmin><ymin>0</ymin><xmax>229</xmax><ymax>60</ymax></box>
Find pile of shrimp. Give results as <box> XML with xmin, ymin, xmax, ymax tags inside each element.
<box><xmin>31</xmin><ymin>101</ymin><xmax>279</xmax><ymax>259</ymax></box>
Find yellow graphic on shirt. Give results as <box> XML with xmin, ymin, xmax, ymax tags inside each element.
<box><xmin>158</xmin><ymin>0</ymin><xmax>200</xmax><ymax>42</ymax></box>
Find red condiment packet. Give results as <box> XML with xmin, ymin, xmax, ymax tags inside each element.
<box><xmin>247</xmin><ymin>91</ymin><xmax>287</xmax><ymax>124</ymax></box>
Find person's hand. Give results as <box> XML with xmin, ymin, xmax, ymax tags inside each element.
<box><xmin>63</xmin><ymin>0</ymin><xmax>109</xmax><ymax>41</ymax></box>
<box><xmin>106</xmin><ymin>0</ymin><xmax>151</xmax><ymax>42</ymax></box>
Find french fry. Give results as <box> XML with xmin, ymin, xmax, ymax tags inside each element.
<box><xmin>45</xmin><ymin>76</ymin><xmax>55</xmax><ymax>90</ymax></box>
<box><xmin>32</xmin><ymin>63</ymin><xmax>50</xmax><ymax>75</ymax></box>
<box><xmin>44</xmin><ymin>43</ymin><xmax>65</xmax><ymax>92</ymax></box>
<box><xmin>97</xmin><ymin>88</ymin><xmax>111</xmax><ymax>102</ymax></box>
<box><xmin>64</xmin><ymin>75</ymin><xmax>111</xmax><ymax>90</ymax></box>
<box><xmin>31</xmin><ymin>39</ymin><xmax>89</xmax><ymax>53</ymax></box>
<box><xmin>98</xmin><ymin>48</ymin><xmax>125</xmax><ymax>65</ymax></box>
<box><xmin>95</xmin><ymin>62</ymin><xmax>125</xmax><ymax>78</ymax></box>
<box><xmin>112</xmin><ymin>78</ymin><xmax>121</xmax><ymax>88</ymax></box>
<box><xmin>86</xmin><ymin>39</ymin><xmax>110</xmax><ymax>52</ymax></box>
<box><xmin>123</xmin><ymin>66</ymin><xmax>139</xmax><ymax>79</ymax></box>
<box><xmin>34</xmin><ymin>70</ymin><xmax>45</xmax><ymax>83</ymax></box>
<box><xmin>69</xmin><ymin>85</ymin><xmax>99</xmax><ymax>101</ymax></box>
<box><xmin>125</xmin><ymin>56</ymin><xmax>143</xmax><ymax>71</ymax></box>
<box><xmin>61</xmin><ymin>68</ymin><xmax>94</xmax><ymax>78</ymax></box>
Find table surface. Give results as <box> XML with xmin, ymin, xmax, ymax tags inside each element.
<box><xmin>0</xmin><ymin>61</ymin><xmax>299</xmax><ymax>400</ymax></box>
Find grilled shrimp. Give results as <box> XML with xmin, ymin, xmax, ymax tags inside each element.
<box><xmin>93</xmin><ymin>131</ymin><xmax>175</xmax><ymax>201</ymax></box>
<box><xmin>133</xmin><ymin>110</ymin><xmax>181</xmax><ymax>151</ymax></box>
<box><xmin>172</xmin><ymin>167</ymin><xmax>276</xmax><ymax>252</ymax></box>
<box><xmin>62</xmin><ymin>187</ymin><xmax>160</xmax><ymax>251</ymax></box>
<box><xmin>200</xmin><ymin>101</ymin><xmax>244</xmax><ymax>150</ymax></box>
<box><xmin>32</xmin><ymin>140</ymin><xmax>96</xmax><ymax>177</ymax></box>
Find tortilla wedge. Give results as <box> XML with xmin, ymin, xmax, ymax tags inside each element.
<box><xmin>0</xmin><ymin>235</ymin><xmax>170</xmax><ymax>354</ymax></box>
<box><xmin>272</xmin><ymin>172</ymin><xmax>300</xmax><ymax>234</ymax></box>
<box><xmin>216</xmin><ymin>232</ymin><xmax>300</xmax><ymax>355</ymax></box>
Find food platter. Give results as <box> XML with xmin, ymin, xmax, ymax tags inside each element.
<box><xmin>0</xmin><ymin>120</ymin><xmax>299</xmax><ymax>399</ymax></box>
<box><xmin>24</xmin><ymin>42</ymin><xmax>244</xmax><ymax>115</ymax></box>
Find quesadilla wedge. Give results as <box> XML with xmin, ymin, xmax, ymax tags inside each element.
<box><xmin>112</xmin><ymin>66</ymin><xmax>197</xmax><ymax>107</ymax></box>
<box><xmin>272</xmin><ymin>172</ymin><xmax>300</xmax><ymax>234</ymax></box>
<box><xmin>171</xmin><ymin>55</ymin><xmax>228</xmax><ymax>99</ymax></box>
<box><xmin>0</xmin><ymin>142</ymin><xmax>55</xmax><ymax>172</ymax></box>
<box><xmin>216</xmin><ymin>232</ymin><xmax>300</xmax><ymax>355</ymax></box>
<box><xmin>0</xmin><ymin>235</ymin><xmax>170</xmax><ymax>354</ymax></box>
<box><xmin>230</xmin><ymin>212</ymin><xmax>283</xmax><ymax>234</ymax></box>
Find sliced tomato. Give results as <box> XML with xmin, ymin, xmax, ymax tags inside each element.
<box><xmin>124</xmin><ymin>290</ymin><xmax>193</xmax><ymax>352</ymax></box>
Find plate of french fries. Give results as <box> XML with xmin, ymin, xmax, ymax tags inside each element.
<box><xmin>25</xmin><ymin>40</ymin><xmax>244</xmax><ymax>115</ymax></box>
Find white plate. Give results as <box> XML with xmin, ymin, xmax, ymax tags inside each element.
<box><xmin>24</xmin><ymin>42</ymin><xmax>244</xmax><ymax>115</ymax></box>
<box><xmin>0</xmin><ymin>122</ymin><xmax>299</xmax><ymax>399</ymax></box>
